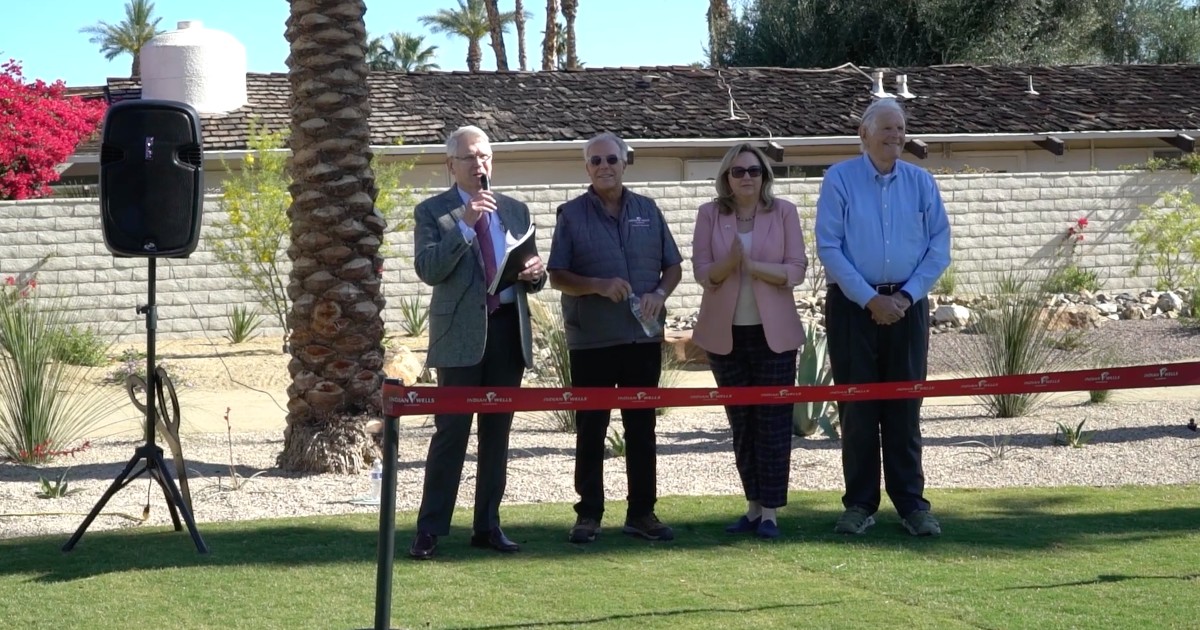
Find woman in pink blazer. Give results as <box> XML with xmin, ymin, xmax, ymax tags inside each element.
<box><xmin>690</xmin><ymin>143</ymin><xmax>807</xmax><ymax>539</ymax></box>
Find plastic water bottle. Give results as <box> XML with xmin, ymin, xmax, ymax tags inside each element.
<box><xmin>628</xmin><ymin>295</ymin><xmax>664</xmax><ymax>337</ymax></box>
<box><xmin>369</xmin><ymin>459</ymin><xmax>383</xmax><ymax>501</ymax></box>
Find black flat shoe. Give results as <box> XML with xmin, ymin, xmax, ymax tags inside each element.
<box><xmin>408</xmin><ymin>531</ymin><xmax>438</xmax><ymax>560</ymax></box>
<box><xmin>470</xmin><ymin>527</ymin><xmax>520</xmax><ymax>553</ymax></box>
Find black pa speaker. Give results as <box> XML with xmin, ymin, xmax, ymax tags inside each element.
<box><xmin>100</xmin><ymin>99</ymin><xmax>204</xmax><ymax>258</ymax></box>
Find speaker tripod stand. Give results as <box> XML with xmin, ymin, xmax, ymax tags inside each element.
<box><xmin>63</xmin><ymin>258</ymin><xmax>208</xmax><ymax>553</ymax></box>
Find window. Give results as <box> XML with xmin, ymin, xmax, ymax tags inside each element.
<box><xmin>772</xmin><ymin>164</ymin><xmax>830</xmax><ymax>179</ymax></box>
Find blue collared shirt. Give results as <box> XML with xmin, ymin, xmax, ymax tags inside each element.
<box><xmin>455</xmin><ymin>187</ymin><xmax>516</xmax><ymax>305</ymax></box>
<box><xmin>815</xmin><ymin>154</ymin><xmax>951</xmax><ymax>308</ymax></box>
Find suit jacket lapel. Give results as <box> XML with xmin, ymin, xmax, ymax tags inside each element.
<box><xmin>751</xmin><ymin>199</ymin><xmax>775</xmax><ymax>259</ymax></box>
<box><xmin>444</xmin><ymin>185</ymin><xmax>485</xmax><ymax>271</ymax></box>
<box><xmin>717</xmin><ymin>209</ymin><xmax>736</xmax><ymax>257</ymax></box>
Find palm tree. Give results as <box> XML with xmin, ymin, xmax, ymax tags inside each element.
<box><xmin>707</xmin><ymin>0</ymin><xmax>732</xmax><ymax>67</ymax></box>
<box><xmin>483</xmin><ymin>0</ymin><xmax>510</xmax><ymax>70</ymax></box>
<box><xmin>541</xmin><ymin>0</ymin><xmax>558</xmax><ymax>70</ymax></box>
<box><xmin>421</xmin><ymin>0</ymin><xmax>517</xmax><ymax>72</ymax></box>
<box><xmin>515</xmin><ymin>0</ymin><xmax>528</xmax><ymax>71</ymax></box>
<box><xmin>561</xmin><ymin>0</ymin><xmax>580</xmax><ymax>70</ymax></box>
<box><xmin>79</xmin><ymin>0</ymin><xmax>163</xmax><ymax>77</ymax></box>
<box><xmin>280</xmin><ymin>0</ymin><xmax>385</xmax><ymax>473</ymax></box>
<box><xmin>367</xmin><ymin>32</ymin><xmax>440</xmax><ymax>72</ymax></box>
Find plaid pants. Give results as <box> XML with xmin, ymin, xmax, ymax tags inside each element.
<box><xmin>707</xmin><ymin>325</ymin><xmax>798</xmax><ymax>508</ymax></box>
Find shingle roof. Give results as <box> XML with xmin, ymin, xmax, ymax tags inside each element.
<box><xmin>101</xmin><ymin>64</ymin><xmax>1200</xmax><ymax>151</ymax></box>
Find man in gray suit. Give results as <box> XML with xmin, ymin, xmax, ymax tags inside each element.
<box><xmin>409</xmin><ymin>125</ymin><xmax>546</xmax><ymax>560</ymax></box>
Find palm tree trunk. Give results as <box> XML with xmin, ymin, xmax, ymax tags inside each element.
<box><xmin>561</xmin><ymin>0</ymin><xmax>579</xmax><ymax>70</ymax></box>
<box><xmin>483</xmin><ymin>0</ymin><xmax>510</xmax><ymax>70</ymax></box>
<box><xmin>541</xmin><ymin>0</ymin><xmax>558</xmax><ymax>71</ymax></box>
<box><xmin>467</xmin><ymin>37</ymin><xmax>483</xmax><ymax>72</ymax></box>
<box><xmin>131</xmin><ymin>53</ymin><xmax>141</xmax><ymax>78</ymax></box>
<box><xmin>707</xmin><ymin>0</ymin><xmax>732</xmax><ymax>67</ymax></box>
<box><xmin>280</xmin><ymin>0</ymin><xmax>386</xmax><ymax>474</ymax></box>
<box><xmin>516</xmin><ymin>0</ymin><xmax>528</xmax><ymax>71</ymax></box>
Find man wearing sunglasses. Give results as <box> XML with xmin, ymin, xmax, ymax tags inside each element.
<box><xmin>548</xmin><ymin>131</ymin><xmax>683</xmax><ymax>545</ymax></box>
<box><xmin>409</xmin><ymin>125</ymin><xmax>547</xmax><ymax>560</ymax></box>
<box><xmin>815</xmin><ymin>98</ymin><xmax>951</xmax><ymax>538</ymax></box>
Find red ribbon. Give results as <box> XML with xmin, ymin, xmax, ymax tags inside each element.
<box><xmin>382</xmin><ymin>361</ymin><xmax>1200</xmax><ymax>417</ymax></box>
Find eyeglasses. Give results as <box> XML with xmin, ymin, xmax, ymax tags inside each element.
<box><xmin>453</xmin><ymin>153</ymin><xmax>493</xmax><ymax>163</ymax></box>
<box><xmin>588</xmin><ymin>155</ymin><xmax>621</xmax><ymax>166</ymax></box>
<box><xmin>730</xmin><ymin>166</ymin><xmax>763</xmax><ymax>179</ymax></box>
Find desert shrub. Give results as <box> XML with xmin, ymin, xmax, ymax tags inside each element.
<box><xmin>398</xmin><ymin>293</ymin><xmax>429</xmax><ymax>337</ymax></box>
<box><xmin>0</xmin><ymin>293</ymin><xmax>117</xmax><ymax>463</ymax></box>
<box><xmin>47</xmin><ymin>324</ymin><xmax>111</xmax><ymax>366</ymax></box>
<box><xmin>952</xmin><ymin>270</ymin><xmax>1092</xmax><ymax>418</ymax></box>
<box><xmin>934</xmin><ymin>263</ymin><xmax>957</xmax><ymax>295</ymax></box>
<box><xmin>225</xmin><ymin>305</ymin><xmax>263</xmax><ymax>344</ymax></box>
<box><xmin>529</xmin><ymin>300</ymin><xmax>574</xmax><ymax>432</ymax></box>
<box><xmin>1130</xmin><ymin>189</ymin><xmax>1200</xmax><ymax>291</ymax></box>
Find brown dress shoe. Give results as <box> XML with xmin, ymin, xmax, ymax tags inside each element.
<box><xmin>469</xmin><ymin>527</ymin><xmax>519</xmax><ymax>553</ymax></box>
<box><xmin>408</xmin><ymin>531</ymin><xmax>438</xmax><ymax>560</ymax></box>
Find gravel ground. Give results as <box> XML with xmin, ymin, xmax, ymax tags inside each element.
<box><xmin>1</xmin><ymin>319</ymin><xmax>1198</xmax><ymax>542</ymax></box>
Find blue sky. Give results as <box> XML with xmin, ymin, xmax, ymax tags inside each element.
<box><xmin>2</xmin><ymin>0</ymin><xmax>710</xmax><ymax>86</ymax></box>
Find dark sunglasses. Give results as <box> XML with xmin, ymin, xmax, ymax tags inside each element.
<box><xmin>730</xmin><ymin>166</ymin><xmax>763</xmax><ymax>179</ymax></box>
<box><xmin>588</xmin><ymin>155</ymin><xmax>621</xmax><ymax>166</ymax></box>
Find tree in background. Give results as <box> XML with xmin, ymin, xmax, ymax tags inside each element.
<box><xmin>0</xmin><ymin>61</ymin><xmax>106</xmax><ymax>200</ymax></box>
<box><xmin>1089</xmin><ymin>0</ymin><xmax>1200</xmax><ymax>63</ymax></box>
<box><xmin>707</xmin><ymin>0</ymin><xmax>732</xmax><ymax>67</ymax></box>
<box><xmin>79</xmin><ymin>0</ymin><xmax>163</xmax><ymax>77</ymax></box>
<box><xmin>541</xmin><ymin>0</ymin><xmax>559</xmax><ymax>70</ymax></box>
<box><xmin>718</xmin><ymin>0</ymin><xmax>1200</xmax><ymax>67</ymax></box>
<box><xmin>282</xmin><ymin>0</ymin><xmax>385</xmax><ymax>473</ymax></box>
<box><xmin>366</xmin><ymin>32</ymin><xmax>440</xmax><ymax>71</ymax></box>
<box><xmin>561</xmin><ymin>0</ymin><xmax>580</xmax><ymax>69</ymax></box>
<box><xmin>515</xmin><ymin>0</ymin><xmax>528</xmax><ymax>71</ymax></box>
<box><xmin>421</xmin><ymin>0</ymin><xmax>516</xmax><ymax>72</ymax></box>
<box><xmin>483</xmin><ymin>0</ymin><xmax>511</xmax><ymax>70</ymax></box>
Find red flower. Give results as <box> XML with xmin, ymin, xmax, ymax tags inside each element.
<box><xmin>4</xmin><ymin>276</ymin><xmax>13</xmax><ymax>286</ymax></box>
<box><xmin>1077</xmin><ymin>217</ymin><xmax>1089</xmax><ymax>228</ymax></box>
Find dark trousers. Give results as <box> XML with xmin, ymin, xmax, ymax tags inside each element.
<box><xmin>569</xmin><ymin>342</ymin><xmax>662</xmax><ymax>521</ymax></box>
<box><xmin>416</xmin><ymin>305</ymin><xmax>524</xmax><ymax>535</ymax></box>
<box><xmin>825</xmin><ymin>285</ymin><xmax>931</xmax><ymax>517</ymax></box>
<box><xmin>707</xmin><ymin>325</ymin><xmax>798</xmax><ymax>509</ymax></box>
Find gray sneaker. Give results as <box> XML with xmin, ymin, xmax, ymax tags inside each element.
<box><xmin>569</xmin><ymin>517</ymin><xmax>601</xmax><ymax>543</ymax></box>
<box><xmin>622</xmin><ymin>513</ymin><xmax>675</xmax><ymax>541</ymax></box>
<box><xmin>834</xmin><ymin>506</ymin><xmax>876</xmax><ymax>535</ymax></box>
<box><xmin>902</xmin><ymin>510</ymin><xmax>942</xmax><ymax>537</ymax></box>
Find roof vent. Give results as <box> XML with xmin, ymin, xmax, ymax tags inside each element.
<box><xmin>871</xmin><ymin>71</ymin><xmax>894</xmax><ymax>99</ymax></box>
<box><xmin>895</xmin><ymin>74</ymin><xmax>915</xmax><ymax>99</ymax></box>
<box><xmin>1025</xmin><ymin>75</ymin><xmax>1039</xmax><ymax>97</ymax></box>
<box><xmin>140</xmin><ymin>20</ymin><xmax>248</xmax><ymax>114</ymax></box>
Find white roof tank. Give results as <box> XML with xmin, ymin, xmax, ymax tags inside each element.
<box><xmin>140</xmin><ymin>20</ymin><xmax>247</xmax><ymax>114</ymax></box>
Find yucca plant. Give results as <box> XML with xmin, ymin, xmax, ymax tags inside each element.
<box><xmin>398</xmin><ymin>293</ymin><xmax>429</xmax><ymax>337</ymax></box>
<box><xmin>225</xmin><ymin>305</ymin><xmax>263</xmax><ymax>344</ymax></box>
<box><xmin>528</xmin><ymin>299</ymin><xmax>574</xmax><ymax>432</ymax></box>
<box><xmin>1054</xmin><ymin>419</ymin><xmax>1092</xmax><ymax>448</ymax></box>
<box><xmin>793</xmin><ymin>325</ymin><xmax>837</xmax><ymax>438</ymax></box>
<box><xmin>0</xmin><ymin>292</ymin><xmax>119</xmax><ymax>463</ymax></box>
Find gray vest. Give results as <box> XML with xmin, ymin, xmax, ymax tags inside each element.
<box><xmin>548</xmin><ymin>188</ymin><xmax>682</xmax><ymax>350</ymax></box>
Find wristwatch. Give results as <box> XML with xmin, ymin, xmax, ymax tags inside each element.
<box><xmin>899</xmin><ymin>290</ymin><xmax>914</xmax><ymax>304</ymax></box>
<box><xmin>654</xmin><ymin>288</ymin><xmax>667</xmax><ymax>298</ymax></box>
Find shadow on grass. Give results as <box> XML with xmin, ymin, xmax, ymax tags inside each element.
<box><xmin>2</xmin><ymin>488</ymin><xmax>1199</xmax><ymax>584</ymax></box>
<box><xmin>1000</xmin><ymin>573</ymin><xmax>1200</xmax><ymax>591</ymax></box>
<box><xmin>434</xmin><ymin>602</ymin><xmax>826</xmax><ymax>630</ymax></box>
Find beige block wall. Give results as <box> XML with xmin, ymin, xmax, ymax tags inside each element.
<box><xmin>1</xmin><ymin>170</ymin><xmax>1197</xmax><ymax>342</ymax></box>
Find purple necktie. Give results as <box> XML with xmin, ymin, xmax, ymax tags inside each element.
<box><xmin>475</xmin><ymin>213</ymin><xmax>500</xmax><ymax>314</ymax></box>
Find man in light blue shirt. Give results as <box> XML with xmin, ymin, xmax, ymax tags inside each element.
<box><xmin>815</xmin><ymin>98</ymin><xmax>951</xmax><ymax>538</ymax></box>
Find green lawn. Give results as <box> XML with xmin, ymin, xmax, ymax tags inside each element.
<box><xmin>2</xmin><ymin>486</ymin><xmax>1198</xmax><ymax>630</ymax></box>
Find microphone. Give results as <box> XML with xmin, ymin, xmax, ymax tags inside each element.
<box><xmin>479</xmin><ymin>174</ymin><xmax>490</xmax><ymax>191</ymax></box>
